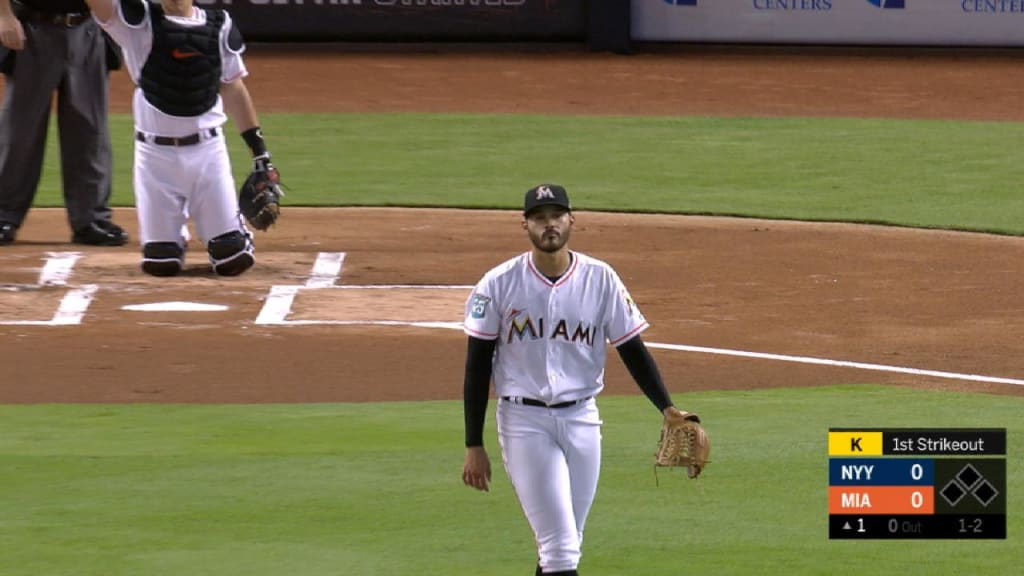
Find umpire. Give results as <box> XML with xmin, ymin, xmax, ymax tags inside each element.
<box><xmin>0</xmin><ymin>0</ymin><xmax>128</xmax><ymax>246</ymax></box>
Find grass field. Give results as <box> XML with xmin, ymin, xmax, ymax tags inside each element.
<box><xmin>11</xmin><ymin>112</ymin><xmax>1023</xmax><ymax>574</ymax></box>
<box><xmin>0</xmin><ymin>387</ymin><xmax>1019</xmax><ymax>576</ymax></box>
<box><xmin>35</xmin><ymin>113</ymin><xmax>1024</xmax><ymax>235</ymax></box>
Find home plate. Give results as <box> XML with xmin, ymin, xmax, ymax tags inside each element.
<box><xmin>122</xmin><ymin>302</ymin><xmax>229</xmax><ymax>312</ymax></box>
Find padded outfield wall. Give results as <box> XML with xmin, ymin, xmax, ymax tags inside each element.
<box><xmin>633</xmin><ymin>0</ymin><xmax>1024</xmax><ymax>47</ymax></box>
<box><xmin>191</xmin><ymin>0</ymin><xmax>586</xmax><ymax>42</ymax></box>
<box><xmin>192</xmin><ymin>0</ymin><xmax>1022</xmax><ymax>47</ymax></box>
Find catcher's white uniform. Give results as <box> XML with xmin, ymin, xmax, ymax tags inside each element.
<box><xmin>95</xmin><ymin>0</ymin><xmax>253</xmax><ymax>274</ymax></box>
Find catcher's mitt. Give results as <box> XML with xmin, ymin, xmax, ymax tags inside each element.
<box><xmin>239</xmin><ymin>155</ymin><xmax>283</xmax><ymax>231</ymax></box>
<box><xmin>654</xmin><ymin>410</ymin><xmax>710</xmax><ymax>483</ymax></box>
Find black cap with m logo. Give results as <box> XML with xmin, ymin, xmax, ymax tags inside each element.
<box><xmin>524</xmin><ymin>184</ymin><xmax>571</xmax><ymax>216</ymax></box>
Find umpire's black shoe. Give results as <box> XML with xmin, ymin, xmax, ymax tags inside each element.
<box><xmin>72</xmin><ymin>220</ymin><xmax>129</xmax><ymax>246</ymax></box>
<box><xmin>0</xmin><ymin>222</ymin><xmax>16</xmax><ymax>245</ymax></box>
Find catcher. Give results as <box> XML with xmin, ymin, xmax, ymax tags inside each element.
<box><xmin>86</xmin><ymin>0</ymin><xmax>280</xmax><ymax>276</ymax></box>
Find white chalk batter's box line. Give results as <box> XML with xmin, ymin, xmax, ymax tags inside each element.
<box><xmin>0</xmin><ymin>251</ymin><xmax>98</xmax><ymax>326</ymax></box>
<box><xmin>2</xmin><ymin>251</ymin><xmax>1022</xmax><ymax>388</ymax></box>
<box><xmin>254</xmin><ymin>283</ymin><xmax>472</xmax><ymax>329</ymax></box>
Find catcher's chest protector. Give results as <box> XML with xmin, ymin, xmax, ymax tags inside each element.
<box><xmin>140</xmin><ymin>7</ymin><xmax>225</xmax><ymax>117</ymax></box>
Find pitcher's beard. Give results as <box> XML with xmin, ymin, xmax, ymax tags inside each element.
<box><xmin>530</xmin><ymin>229</ymin><xmax>570</xmax><ymax>253</ymax></box>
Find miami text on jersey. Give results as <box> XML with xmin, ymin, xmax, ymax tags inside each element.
<box><xmin>506</xmin><ymin>312</ymin><xmax>597</xmax><ymax>347</ymax></box>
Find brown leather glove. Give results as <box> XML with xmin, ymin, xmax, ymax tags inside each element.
<box><xmin>655</xmin><ymin>410</ymin><xmax>710</xmax><ymax>481</ymax></box>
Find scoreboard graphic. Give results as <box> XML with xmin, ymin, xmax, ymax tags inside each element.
<box><xmin>828</xmin><ymin>428</ymin><xmax>1006</xmax><ymax>539</ymax></box>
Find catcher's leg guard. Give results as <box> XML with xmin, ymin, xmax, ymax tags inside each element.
<box><xmin>141</xmin><ymin>242</ymin><xmax>185</xmax><ymax>277</ymax></box>
<box><xmin>207</xmin><ymin>230</ymin><xmax>254</xmax><ymax>277</ymax></box>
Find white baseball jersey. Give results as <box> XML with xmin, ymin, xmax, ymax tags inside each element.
<box><xmin>463</xmin><ymin>250</ymin><xmax>649</xmax><ymax>404</ymax></box>
<box><xmin>95</xmin><ymin>0</ymin><xmax>247</xmax><ymax>137</ymax></box>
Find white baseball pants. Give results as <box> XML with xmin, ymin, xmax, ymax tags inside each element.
<box><xmin>497</xmin><ymin>398</ymin><xmax>602</xmax><ymax>573</ymax></box>
<box><xmin>133</xmin><ymin>131</ymin><xmax>246</xmax><ymax>247</ymax></box>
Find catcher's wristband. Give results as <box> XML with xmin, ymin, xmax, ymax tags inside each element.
<box><xmin>253</xmin><ymin>153</ymin><xmax>275</xmax><ymax>173</ymax></box>
<box><xmin>241</xmin><ymin>127</ymin><xmax>268</xmax><ymax>157</ymax></box>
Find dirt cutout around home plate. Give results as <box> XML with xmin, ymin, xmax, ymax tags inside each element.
<box><xmin>2</xmin><ymin>46</ymin><xmax>1023</xmax><ymax>403</ymax></box>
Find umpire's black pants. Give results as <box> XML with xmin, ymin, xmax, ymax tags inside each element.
<box><xmin>0</xmin><ymin>16</ymin><xmax>113</xmax><ymax>231</ymax></box>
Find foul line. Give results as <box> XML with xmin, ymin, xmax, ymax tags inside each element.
<box><xmin>645</xmin><ymin>342</ymin><xmax>1024</xmax><ymax>387</ymax></box>
<box><xmin>250</xmin><ymin>252</ymin><xmax>1024</xmax><ymax>388</ymax></box>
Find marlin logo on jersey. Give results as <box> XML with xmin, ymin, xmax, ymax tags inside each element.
<box><xmin>506</xmin><ymin>313</ymin><xmax>596</xmax><ymax>347</ymax></box>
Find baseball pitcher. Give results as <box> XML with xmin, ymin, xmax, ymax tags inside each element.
<box><xmin>461</xmin><ymin>184</ymin><xmax>704</xmax><ymax>575</ymax></box>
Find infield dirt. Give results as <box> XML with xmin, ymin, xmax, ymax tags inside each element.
<box><xmin>2</xmin><ymin>45</ymin><xmax>1022</xmax><ymax>402</ymax></box>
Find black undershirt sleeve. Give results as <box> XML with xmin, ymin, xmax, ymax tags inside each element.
<box><xmin>464</xmin><ymin>336</ymin><xmax>497</xmax><ymax>447</ymax></box>
<box><xmin>616</xmin><ymin>335</ymin><xmax>673</xmax><ymax>412</ymax></box>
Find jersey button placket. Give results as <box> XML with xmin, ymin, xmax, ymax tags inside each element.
<box><xmin>543</xmin><ymin>284</ymin><xmax>560</xmax><ymax>399</ymax></box>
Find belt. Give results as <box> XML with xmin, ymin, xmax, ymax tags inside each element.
<box><xmin>501</xmin><ymin>396</ymin><xmax>592</xmax><ymax>409</ymax></box>
<box><xmin>14</xmin><ymin>5</ymin><xmax>89</xmax><ymax>27</ymax></box>
<box><xmin>136</xmin><ymin>128</ymin><xmax>219</xmax><ymax>147</ymax></box>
